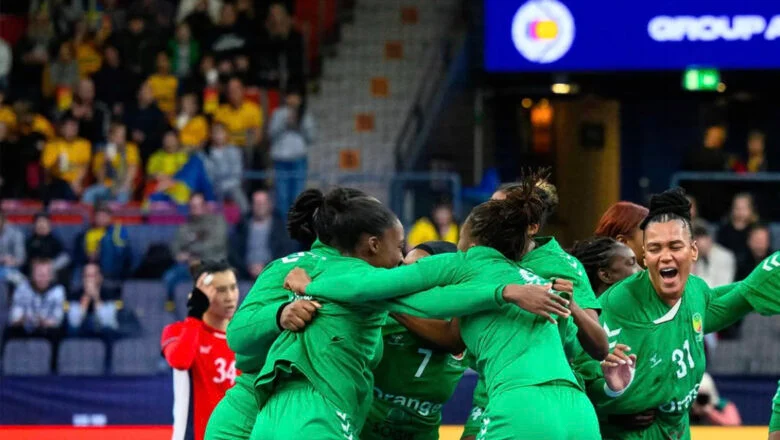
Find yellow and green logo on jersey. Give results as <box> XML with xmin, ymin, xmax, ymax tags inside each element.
<box><xmin>692</xmin><ymin>313</ymin><xmax>703</xmax><ymax>341</ymax></box>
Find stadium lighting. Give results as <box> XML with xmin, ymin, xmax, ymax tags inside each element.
<box><xmin>551</xmin><ymin>83</ymin><xmax>572</xmax><ymax>94</ymax></box>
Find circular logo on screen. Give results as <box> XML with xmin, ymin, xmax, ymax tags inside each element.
<box><xmin>511</xmin><ymin>0</ymin><xmax>575</xmax><ymax>64</ymax></box>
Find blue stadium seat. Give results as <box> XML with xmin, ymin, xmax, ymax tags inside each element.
<box><xmin>126</xmin><ymin>225</ymin><xmax>181</xmax><ymax>269</ymax></box>
<box><xmin>2</xmin><ymin>339</ymin><xmax>52</xmax><ymax>375</ymax></box>
<box><xmin>57</xmin><ymin>339</ymin><xmax>106</xmax><ymax>376</ymax></box>
<box><xmin>111</xmin><ymin>338</ymin><xmax>162</xmax><ymax>375</ymax></box>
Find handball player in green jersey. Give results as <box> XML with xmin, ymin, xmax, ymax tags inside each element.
<box><xmin>573</xmin><ymin>188</ymin><xmax>780</xmax><ymax>440</ymax></box>
<box><xmin>205</xmin><ymin>188</ymin><xmax>368</xmax><ymax>440</ymax></box>
<box><xmin>288</xmin><ymin>183</ymin><xmax>636</xmax><ymax>439</ymax></box>
<box><xmin>251</xmin><ymin>188</ymin><xmax>567</xmax><ymax>440</ymax></box>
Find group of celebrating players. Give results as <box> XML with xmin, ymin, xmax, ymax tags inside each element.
<box><xmin>161</xmin><ymin>169</ymin><xmax>780</xmax><ymax>440</ymax></box>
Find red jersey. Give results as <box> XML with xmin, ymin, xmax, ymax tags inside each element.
<box><xmin>161</xmin><ymin>317</ymin><xmax>239</xmax><ymax>440</ymax></box>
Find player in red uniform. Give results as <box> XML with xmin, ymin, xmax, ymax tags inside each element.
<box><xmin>161</xmin><ymin>260</ymin><xmax>239</xmax><ymax>440</ymax></box>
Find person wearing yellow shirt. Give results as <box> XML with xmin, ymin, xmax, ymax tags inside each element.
<box><xmin>147</xmin><ymin>53</ymin><xmax>179</xmax><ymax>116</ymax></box>
<box><xmin>0</xmin><ymin>89</ymin><xmax>16</xmax><ymax>131</ymax></box>
<box><xmin>406</xmin><ymin>202</ymin><xmax>460</xmax><ymax>250</ymax></box>
<box><xmin>41</xmin><ymin>115</ymin><xmax>92</xmax><ymax>201</ymax></box>
<box><xmin>213</xmin><ymin>77</ymin><xmax>263</xmax><ymax>148</ymax></box>
<box><xmin>145</xmin><ymin>130</ymin><xmax>189</xmax><ymax>197</ymax></box>
<box><xmin>176</xmin><ymin>93</ymin><xmax>209</xmax><ymax>151</ymax></box>
<box><xmin>73</xmin><ymin>20</ymin><xmax>103</xmax><ymax>78</ymax></box>
<box><xmin>82</xmin><ymin>122</ymin><xmax>140</xmax><ymax>205</ymax></box>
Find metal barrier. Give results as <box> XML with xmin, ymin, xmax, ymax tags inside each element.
<box><xmin>670</xmin><ymin>171</ymin><xmax>780</xmax><ymax>187</ymax></box>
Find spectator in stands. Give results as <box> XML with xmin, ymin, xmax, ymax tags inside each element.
<box><xmin>692</xmin><ymin>224</ymin><xmax>736</xmax><ymax>288</ymax></box>
<box><xmin>73</xmin><ymin>205</ymin><xmax>133</xmax><ymax>286</ymax></box>
<box><xmin>205</xmin><ymin>123</ymin><xmax>248</xmax><ymax>213</ymax></box>
<box><xmin>169</xmin><ymin>22</ymin><xmax>201</xmax><ymax>79</ymax></box>
<box><xmin>126</xmin><ymin>81</ymin><xmax>168</xmax><ymax>161</ymax></box>
<box><xmin>691</xmin><ymin>373</ymin><xmax>742</xmax><ymax>426</ymax></box>
<box><xmin>737</xmin><ymin>224</ymin><xmax>774</xmax><ymax>281</ymax></box>
<box><xmin>11</xmin><ymin>101</ymin><xmax>56</xmax><ymax>197</ymax></box>
<box><xmin>407</xmin><ymin>201</ymin><xmax>459</xmax><ymax>250</ymax></box>
<box><xmin>687</xmin><ymin>194</ymin><xmax>711</xmax><ymax>231</ymax></box>
<box><xmin>70</xmin><ymin>78</ymin><xmax>110</xmax><ymax>145</ymax></box>
<box><xmin>684</xmin><ymin>124</ymin><xmax>731</xmax><ymax>171</ymax></box>
<box><xmin>182</xmin><ymin>55</ymin><xmax>220</xmax><ymax>101</ymax></box>
<box><xmin>717</xmin><ymin>193</ymin><xmax>758</xmax><ymax>259</ymax></box>
<box><xmin>5</xmin><ymin>259</ymin><xmax>66</xmax><ymax>366</ymax></box>
<box><xmin>44</xmin><ymin>42</ymin><xmax>80</xmax><ymax>99</ymax></box>
<box><xmin>41</xmin><ymin>114</ymin><xmax>92</xmax><ymax>201</ymax></box>
<box><xmin>744</xmin><ymin>130</ymin><xmax>767</xmax><ymax>173</ymax></box>
<box><xmin>0</xmin><ymin>38</ymin><xmax>11</xmax><ymax>90</ymax></box>
<box><xmin>148</xmin><ymin>52</ymin><xmax>179</xmax><ymax>116</ymax></box>
<box><xmin>145</xmin><ymin>130</ymin><xmax>215</xmax><ymax>205</ymax></box>
<box><xmin>72</xmin><ymin>19</ymin><xmax>104</xmax><ymax>79</ymax></box>
<box><xmin>178</xmin><ymin>0</ymin><xmax>220</xmax><ymax>42</ymax></box>
<box><xmin>110</xmin><ymin>14</ymin><xmax>158</xmax><ymax>77</ymax></box>
<box><xmin>0</xmin><ymin>211</ymin><xmax>26</xmax><ymax>283</ymax></box>
<box><xmin>93</xmin><ymin>45</ymin><xmax>133</xmax><ymax>117</ymax></box>
<box><xmin>269</xmin><ymin>88</ymin><xmax>315</xmax><ymax>219</ymax></box>
<box><xmin>66</xmin><ymin>262</ymin><xmax>120</xmax><ymax>338</ymax></box>
<box><xmin>178</xmin><ymin>0</ymin><xmax>223</xmax><ymax>25</ymax></box>
<box><xmin>176</xmin><ymin>93</ymin><xmax>210</xmax><ymax>151</ymax></box>
<box><xmin>163</xmin><ymin>193</ymin><xmax>228</xmax><ymax>301</ymax></box>
<box><xmin>230</xmin><ymin>189</ymin><xmax>290</xmax><ymax>278</ymax></box>
<box><xmin>82</xmin><ymin>122</ymin><xmax>140</xmax><ymax>205</ymax></box>
<box><xmin>0</xmin><ymin>89</ymin><xmax>13</xmax><ymax>129</ymax></box>
<box><xmin>26</xmin><ymin>213</ymin><xmax>71</xmax><ymax>284</ymax></box>
<box><xmin>208</xmin><ymin>3</ymin><xmax>251</xmax><ymax>63</ymax></box>
<box><xmin>13</xmin><ymin>10</ymin><xmax>54</xmax><ymax>103</ymax></box>
<box><xmin>256</xmin><ymin>2</ymin><xmax>305</xmax><ymax>90</ymax></box>
<box><xmin>31</xmin><ymin>0</ymin><xmax>83</xmax><ymax>38</ymax></box>
<box><xmin>0</xmin><ymin>122</ymin><xmax>19</xmax><ymax>198</ymax></box>
<box><xmin>214</xmin><ymin>77</ymin><xmax>263</xmax><ymax>148</ymax></box>
<box><xmin>100</xmin><ymin>0</ymin><xmax>129</xmax><ymax>33</ymax></box>
<box><xmin>129</xmin><ymin>0</ymin><xmax>176</xmax><ymax>31</ymax></box>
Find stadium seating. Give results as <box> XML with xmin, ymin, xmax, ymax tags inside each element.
<box><xmin>110</xmin><ymin>338</ymin><xmax>163</xmax><ymax>376</ymax></box>
<box><xmin>2</xmin><ymin>339</ymin><xmax>52</xmax><ymax>375</ymax></box>
<box><xmin>57</xmin><ymin>339</ymin><xmax>106</xmax><ymax>376</ymax></box>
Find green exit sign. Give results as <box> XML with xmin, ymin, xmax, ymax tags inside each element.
<box><xmin>683</xmin><ymin>68</ymin><xmax>720</xmax><ymax>91</ymax></box>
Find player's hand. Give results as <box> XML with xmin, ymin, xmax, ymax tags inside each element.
<box><xmin>188</xmin><ymin>272</ymin><xmax>214</xmax><ymax>319</ymax></box>
<box><xmin>501</xmin><ymin>283</ymin><xmax>570</xmax><ymax>324</ymax></box>
<box><xmin>279</xmin><ymin>300</ymin><xmax>321</xmax><ymax>331</ymax></box>
<box><xmin>551</xmin><ymin>278</ymin><xmax>574</xmax><ymax>296</ymax></box>
<box><xmin>284</xmin><ymin>268</ymin><xmax>312</xmax><ymax>294</ymax></box>
<box><xmin>602</xmin><ymin>344</ymin><xmax>636</xmax><ymax>393</ymax></box>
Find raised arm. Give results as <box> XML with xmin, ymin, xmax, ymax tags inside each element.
<box><xmin>161</xmin><ymin>319</ymin><xmax>201</xmax><ymax>370</ymax></box>
<box><xmin>301</xmin><ymin>253</ymin><xmax>465</xmax><ymax>303</ymax></box>
<box><xmin>704</xmin><ymin>286</ymin><xmax>754</xmax><ymax>334</ymax></box>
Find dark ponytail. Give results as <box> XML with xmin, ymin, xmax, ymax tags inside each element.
<box><xmin>639</xmin><ymin>187</ymin><xmax>692</xmax><ymax>236</ymax></box>
<box><xmin>569</xmin><ymin>237</ymin><xmax>622</xmax><ymax>291</ymax></box>
<box><xmin>497</xmin><ymin>168</ymin><xmax>558</xmax><ymax>229</ymax></box>
<box><xmin>466</xmin><ymin>179</ymin><xmax>546</xmax><ymax>260</ymax></box>
<box><xmin>287</xmin><ymin>189</ymin><xmax>326</xmax><ymax>249</ymax></box>
<box><xmin>287</xmin><ymin>187</ymin><xmax>396</xmax><ymax>252</ymax></box>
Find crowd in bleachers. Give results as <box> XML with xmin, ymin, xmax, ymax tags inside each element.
<box><xmin>0</xmin><ymin>0</ymin><xmax>318</xmax><ymax>218</ymax></box>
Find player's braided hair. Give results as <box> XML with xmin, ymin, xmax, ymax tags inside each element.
<box><xmin>640</xmin><ymin>187</ymin><xmax>692</xmax><ymax>237</ymax></box>
<box><xmin>287</xmin><ymin>188</ymin><xmax>367</xmax><ymax>248</ymax></box>
<box><xmin>467</xmin><ymin>179</ymin><xmax>546</xmax><ymax>261</ymax></box>
<box><xmin>498</xmin><ymin>168</ymin><xmax>559</xmax><ymax>229</ymax></box>
<box><xmin>569</xmin><ymin>237</ymin><xmax>622</xmax><ymax>292</ymax></box>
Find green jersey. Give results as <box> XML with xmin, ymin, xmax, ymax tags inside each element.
<box><xmin>734</xmin><ymin>251</ymin><xmax>780</xmax><ymax>315</ymax></box>
<box><xmin>574</xmin><ymin>271</ymin><xmax>753</xmax><ymax>440</ymax></box>
<box><xmin>464</xmin><ymin>237</ymin><xmax>598</xmax><ymax>429</ymax></box>
<box><xmin>254</xmin><ymin>246</ymin><xmax>510</xmax><ymax>431</ymax></box>
<box><xmin>226</xmin><ymin>242</ymin><xmax>336</xmax><ymax>398</ymax></box>
<box><xmin>364</xmin><ymin>319</ymin><xmax>468</xmax><ymax>439</ymax></box>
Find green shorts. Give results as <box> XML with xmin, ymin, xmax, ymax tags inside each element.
<box><xmin>204</xmin><ymin>378</ymin><xmax>258</xmax><ymax>440</ymax></box>
<box><xmin>771</xmin><ymin>381</ymin><xmax>780</xmax><ymax>433</ymax></box>
<box><xmin>477</xmin><ymin>381</ymin><xmax>600</xmax><ymax>440</ymax></box>
<box><xmin>360</xmin><ymin>403</ymin><xmax>438</xmax><ymax>440</ymax></box>
<box><xmin>460</xmin><ymin>404</ymin><xmax>485</xmax><ymax>439</ymax></box>
<box><xmin>250</xmin><ymin>379</ymin><xmax>359</xmax><ymax>440</ymax></box>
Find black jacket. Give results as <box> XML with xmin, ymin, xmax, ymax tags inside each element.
<box><xmin>229</xmin><ymin>214</ymin><xmax>293</xmax><ymax>278</ymax></box>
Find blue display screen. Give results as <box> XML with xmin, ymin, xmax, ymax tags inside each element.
<box><xmin>485</xmin><ymin>0</ymin><xmax>780</xmax><ymax>72</ymax></box>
